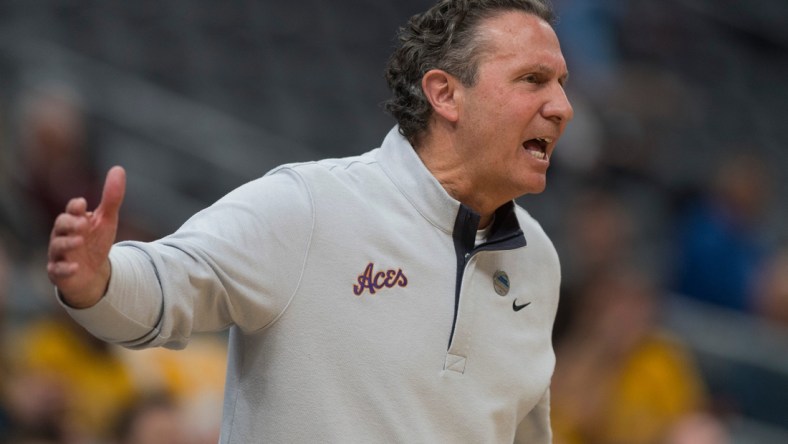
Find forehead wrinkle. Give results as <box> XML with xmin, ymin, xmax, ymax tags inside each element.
<box><xmin>470</xmin><ymin>11</ymin><xmax>540</xmax><ymax>64</ymax></box>
<box><xmin>473</xmin><ymin>16</ymin><xmax>566</xmax><ymax>71</ymax></box>
<box><xmin>510</xmin><ymin>61</ymin><xmax>568</xmax><ymax>83</ymax></box>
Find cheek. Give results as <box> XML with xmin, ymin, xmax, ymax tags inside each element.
<box><xmin>467</xmin><ymin>87</ymin><xmax>513</xmax><ymax>122</ymax></box>
<box><xmin>488</xmin><ymin>93</ymin><xmax>518</xmax><ymax>121</ymax></box>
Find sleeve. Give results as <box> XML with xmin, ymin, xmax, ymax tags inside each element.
<box><xmin>61</xmin><ymin>166</ymin><xmax>315</xmax><ymax>350</ymax></box>
<box><xmin>513</xmin><ymin>388</ymin><xmax>552</xmax><ymax>444</ymax></box>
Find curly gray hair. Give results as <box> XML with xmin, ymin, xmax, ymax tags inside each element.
<box><xmin>384</xmin><ymin>0</ymin><xmax>555</xmax><ymax>146</ymax></box>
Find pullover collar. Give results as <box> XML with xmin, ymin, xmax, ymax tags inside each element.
<box><xmin>377</xmin><ymin>126</ymin><xmax>460</xmax><ymax>234</ymax></box>
<box><xmin>376</xmin><ymin>126</ymin><xmax>525</xmax><ymax>248</ymax></box>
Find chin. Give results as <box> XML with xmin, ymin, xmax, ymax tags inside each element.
<box><xmin>518</xmin><ymin>178</ymin><xmax>547</xmax><ymax>196</ymax></box>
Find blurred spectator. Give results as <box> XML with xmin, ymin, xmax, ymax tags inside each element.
<box><xmin>2</xmin><ymin>372</ymin><xmax>70</xmax><ymax>444</ymax></box>
<box><xmin>672</xmin><ymin>153</ymin><xmax>773</xmax><ymax>311</ymax></box>
<box><xmin>753</xmin><ymin>246</ymin><xmax>788</xmax><ymax>326</ymax></box>
<box><xmin>12</xmin><ymin>83</ymin><xmax>101</xmax><ymax>244</ymax></box>
<box><xmin>661</xmin><ymin>412</ymin><xmax>730</xmax><ymax>444</ymax></box>
<box><xmin>558</xmin><ymin>189</ymin><xmax>635</xmax><ymax>293</ymax></box>
<box><xmin>553</xmin><ymin>0</ymin><xmax>622</xmax><ymax>100</ymax></box>
<box><xmin>113</xmin><ymin>394</ymin><xmax>188</xmax><ymax>444</ymax></box>
<box><xmin>551</xmin><ymin>266</ymin><xmax>714</xmax><ymax>444</ymax></box>
<box><xmin>0</xmin><ymin>236</ymin><xmax>68</xmax><ymax>443</ymax></box>
<box><xmin>6</xmin><ymin>313</ymin><xmax>136</xmax><ymax>442</ymax></box>
<box><xmin>2</xmin><ymin>304</ymin><xmax>225</xmax><ymax>443</ymax></box>
<box><xmin>0</xmin><ymin>238</ymin><xmax>13</xmax><ymax>439</ymax></box>
<box><xmin>118</xmin><ymin>335</ymin><xmax>227</xmax><ymax>444</ymax></box>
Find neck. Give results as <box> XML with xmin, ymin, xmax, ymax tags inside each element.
<box><xmin>415</xmin><ymin>129</ymin><xmax>499</xmax><ymax>228</ymax></box>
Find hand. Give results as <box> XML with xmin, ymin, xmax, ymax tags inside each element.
<box><xmin>47</xmin><ymin>166</ymin><xmax>126</xmax><ymax>308</ymax></box>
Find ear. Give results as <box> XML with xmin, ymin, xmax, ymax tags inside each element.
<box><xmin>422</xmin><ymin>69</ymin><xmax>461</xmax><ymax>123</ymax></box>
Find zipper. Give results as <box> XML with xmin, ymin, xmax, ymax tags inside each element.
<box><xmin>448</xmin><ymin>206</ymin><xmax>479</xmax><ymax>348</ymax></box>
<box><xmin>447</xmin><ymin>202</ymin><xmax>527</xmax><ymax>349</ymax></box>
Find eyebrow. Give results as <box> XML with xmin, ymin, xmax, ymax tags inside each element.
<box><xmin>528</xmin><ymin>63</ymin><xmax>570</xmax><ymax>84</ymax></box>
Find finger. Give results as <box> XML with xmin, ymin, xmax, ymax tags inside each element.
<box><xmin>96</xmin><ymin>166</ymin><xmax>126</xmax><ymax>220</ymax></box>
<box><xmin>65</xmin><ymin>197</ymin><xmax>88</xmax><ymax>215</ymax></box>
<box><xmin>52</xmin><ymin>213</ymin><xmax>89</xmax><ymax>236</ymax></box>
<box><xmin>47</xmin><ymin>261</ymin><xmax>79</xmax><ymax>281</ymax></box>
<box><xmin>48</xmin><ymin>235</ymin><xmax>84</xmax><ymax>259</ymax></box>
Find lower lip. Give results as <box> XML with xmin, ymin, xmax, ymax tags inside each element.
<box><xmin>524</xmin><ymin>150</ymin><xmax>550</xmax><ymax>168</ymax></box>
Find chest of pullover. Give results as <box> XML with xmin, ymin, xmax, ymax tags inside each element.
<box><xmin>65</xmin><ymin>127</ymin><xmax>561</xmax><ymax>443</ymax></box>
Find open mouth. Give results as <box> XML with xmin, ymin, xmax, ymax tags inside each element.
<box><xmin>523</xmin><ymin>137</ymin><xmax>552</xmax><ymax>161</ymax></box>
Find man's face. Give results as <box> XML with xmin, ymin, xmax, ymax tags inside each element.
<box><xmin>454</xmin><ymin>11</ymin><xmax>573</xmax><ymax>201</ymax></box>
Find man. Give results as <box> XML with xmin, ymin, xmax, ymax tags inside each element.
<box><xmin>47</xmin><ymin>0</ymin><xmax>573</xmax><ymax>442</ymax></box>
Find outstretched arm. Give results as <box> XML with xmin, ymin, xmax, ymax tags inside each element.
<box><xmin>47</xmin><ymin>166</ymin><xmax>126</xmax><ymax>308</ymax></box>
<box><xmin>48</xmin><ymin>166</ymin><xmax>313</xmax><ymax>348</ymax></box>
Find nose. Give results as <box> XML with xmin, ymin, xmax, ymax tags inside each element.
<box><xmin>541</xmin><ymin>84</ymin><xmax>574</xmax><ymax>125</ymax></box>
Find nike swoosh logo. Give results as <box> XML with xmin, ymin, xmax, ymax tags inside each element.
<box><xmin>512</xmin><ymin>300</ymin><xmax>531</xmax><ymax>312</ymax></box>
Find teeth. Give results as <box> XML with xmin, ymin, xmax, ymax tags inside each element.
<box><xmin>536</xmin><ymin>137</ymin><xmax>553</xmax><ymax>144</ymax></box>
<box><xmin>529</xmin><ymin>150</ymin><xmax>546</xmax><ymax>160</ymax></box>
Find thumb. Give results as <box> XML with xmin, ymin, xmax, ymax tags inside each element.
<box><xmin>96</xmin><ymin>166</ymin><xmax>126</xmax><ymax>220</ymax></box>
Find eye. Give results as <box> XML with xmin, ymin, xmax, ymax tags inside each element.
<box><xmin>522</xmin><ymin>74</ymin><xmax>542</xmax><ymax>84</ymax></box>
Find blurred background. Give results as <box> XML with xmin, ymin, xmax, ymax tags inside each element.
<box><xmin>0</xmin><ymin>0</ymin><xmax>785</xmax><ymax>443</ymax></box>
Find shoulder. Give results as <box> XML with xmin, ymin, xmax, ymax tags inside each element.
<box><xmin>205</xmin><ymin>150</ymin><xmax>382</xmax><ymax>224</ymax></box>
<box><xmin>261</xmin><ymin>150</ymin><xmax>387</xmax><ymax>199</ymax></box>
<box><xmin>513</xmin><ymin>204</ymin><xmax>561</xmax><ymax>274</ymax></box>
<box><xmin>270</xmin><ymin>150</ymin><xmax>381</xmax><ymax>185</ymax></box>
<box><xmin>514</xmin><ymin>204</ymin><xmax>553</xmax><ymax>246</ymax></box>
<box><xmin>220</xmin><ymin>150</ymin><xmax>377</xmax><ymax>207</ymax></box>
<box><xmin>218</xmin><ymin>166</ymin><xmax>314</xmax><ymax>218</ymax></box>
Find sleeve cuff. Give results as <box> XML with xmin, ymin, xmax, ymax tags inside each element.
<box><xmin>56</xmin><ymin>246</ymin><xmax>164</xmax><ymax>346</ymax></box>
